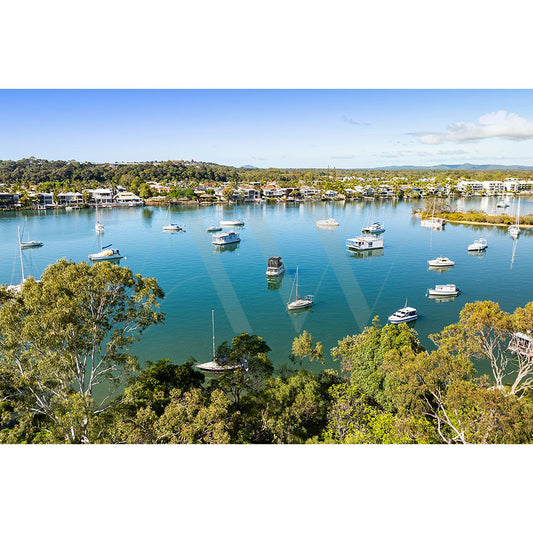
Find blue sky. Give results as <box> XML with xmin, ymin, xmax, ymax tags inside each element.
<box><xmin>3</xmin><ymin>89</ymin><xmax>533</xmax><ymax>168</ymax></box>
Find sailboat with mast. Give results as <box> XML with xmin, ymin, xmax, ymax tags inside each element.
<box><xmin>95</xmin><ymin>203</ymin><xmax>104</xmax><ymax>233</ymax></box>
<box><xmin>420</xmin><ymin>197</ymin><xmax>446</xmax><ymax>229</ymax></box>
<box><xmin>19</xmin><ymin>218</ymin><xmax>43</xmax><ymax>248</ymax></box>
<box><xmin>508</xmin><ymin>197</ymin><xmax>521</xmax><ymax>237</ymax></box>
<box><xmin>287</xmin><ymin>266</ymin><xmax>313</xmax><ymax>310</ymax></box>
<box><xmin>7</xmin><ymin>226</ymin><xmax>41</xmax><ymax>292</ymax></box>
<box><xmin>196</xmin><ymin>310</ymin><xmax>243</xmax><ymax>373</ymax></box>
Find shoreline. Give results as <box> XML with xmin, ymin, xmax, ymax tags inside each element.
<box><xmin>442</xmin><ymin>218</ymin><xmax>533</xmax><ymax>229</ymax></box>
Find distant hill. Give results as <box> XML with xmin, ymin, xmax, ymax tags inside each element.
<box><xmin>373</xmin><ymin>163</ymin><xmax>533</xmax><ymax>170</ymax></box>
<box><xmin>240</xmin><ymin>165</ymin><xmax>258</xmax><ymax>169</ymax></box>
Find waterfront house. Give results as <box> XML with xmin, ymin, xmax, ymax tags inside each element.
<box><xmin>84</xmin><ymin>188</ymin><xmax>114</xmax><ymax>205</ymax></box>
<box><xmin>114</xmin><ymin>191</ymin><xmax>144</xmax><ymax>206</ymax></box>
<box><xmin>0</xmin><ymin>192</ymin><xmax>20</xmax><ymax>207</ymax></box>
<box><xmin>58</xmin><ymin>192</ymin><xmax>84</xmax><ymax>206</ymax></box>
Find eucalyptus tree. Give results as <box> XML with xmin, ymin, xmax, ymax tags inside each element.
<box><xmin>0</xmin><ymin>259</ymin><xmax>164</xmax><ymax>443</ymax></box>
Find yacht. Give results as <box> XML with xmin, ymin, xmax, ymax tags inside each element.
<box><xmin>362</xmin><ymin>222</ymin><xmax>385</xmax><ymax>234</ymax></box>
<box><xmin>163</xmin><ymin>223</ymin><xmax>184</xmax><ymax>231</ymax></box>
<box><xmin>467</xmin><ymin>238</ymin><xmax>488</xmax><ymax>251</ymax></box>
<box><xmin>508</xmin><ymin>198</ymin><xmax>521</xmax><ymax>237</ymax></box>
<box><xmin>427</xmin><ymin>257</ymin><xmax>454</xmax><ymax>267</ymax></box>
<box><xmin>421</xmin><ymin>197</ymin><xmax>446</xmax><ymax>229</ymax></box>
<box><xmin>287</xmin><ymin>266</ymin><xmax>313</xmax><ymax>310</ymax></box>
<box><xmin>220</xmin><ymin>219</ymin><xmax>244</xmax><ymax>227</ymax></box>
<box><xmin>206</xmin><ymin>226</ymin><xmax>222</xmax><ymax>232</ymax></box>
<box><xmin>212</xmin><ymin>231</ymin><xmax>240</xmax><ymax>245</ymax></box>
<box><xmin>421</xmin><ymin>218</ymin><xmax>446</xmax><ymax>229</ymax></box>
<box><xmin>196</xmin><ymin>310</ymin><xmax>243</xmax><ymax>373</ymax></box>
<box><xmin>88</xmin><ymin>244</ymin><xmax>123</xmax><ymax>261</ymax></box>
<box><xmin>316</xmin><ymin>218</ymin><xmax>339</xmax><ymax>227</ymax></box>
<box><xmin>346</xmin><ymin>235</ymin><xmax>384</xmax><ymax>251</ymax></box>
<box><xmin>266</xmin><ymin>256</ymin><xmax>285</xmax><ymax>277</ymax></box>
<box><xmin>427</xmin><ymin>284</ymin><xmax>461</xmax><ymax>296</ymax></box>
<box><xmin>388</xmin><ymin>303</ymin><xmax>418</xmax><ymax>324</ymax></box>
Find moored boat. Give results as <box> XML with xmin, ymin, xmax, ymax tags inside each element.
<box><xmin>467</xmin><ymin>238</ymin><xmax>488</xmax><ymax>251</ymax></box>
<box><xmin>212</xmin><ymin>231</ymin><xmax>240</xmax><ymax>245</ymax></box>
<box><xmin>316</xmin><ymin>218</ymin><xmax>339</xmax><ymax>227</ymax></box>
<box><xmin>88</xmin><ymin>244</ymin><xmax>123</xmax><ymax>261</ymax></box>
<box><xmin>362</xmin><ymin>222</ymin><xmax>385</xmax><ymax>234</ymax></box>
<box><xmin>220</xmin><ymin>219</ymin><xmax>244</xmax><ymax>226</ymax></box>
<box><xmin>426</xmin><ymin>284</ymin><xmax>461</xmax><ymax>296</ymax></box>
<box><xmin>427</xmin><ymin>257</ymin><xmax>454</xmax><ymax>267</ymax></box>
<box><xmin>266</xmin><ymin>256</ymin><xmax>285</xmax><ymax>277</ymax></box>
<box><xmin>346</xmin><ymin>235</ymin><xmax>383</xmax><ymax>251</ymax></box>
<box><xmin>287</xmin><ymin>266</ymin><xmax>313</xmax><ymax>310</ymax></box>
<box><xmin>388</xmin><ymin>304</ymin><xmax>418</xmax><ymax>324</ymax></box>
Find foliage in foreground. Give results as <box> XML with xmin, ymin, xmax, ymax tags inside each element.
<box><xmin>2</xmin><ymin>271</ymin><xmax>533</xmax><ymax>444</ymax></box>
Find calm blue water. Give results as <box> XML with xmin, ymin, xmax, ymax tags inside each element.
<box><xmin>1</xmin><ymin>197</ymin><xmax>532</xmax><ymax>372</ymax></box>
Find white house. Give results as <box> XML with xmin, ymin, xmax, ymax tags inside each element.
<box><xmin>114</xmin><ymin>191</ymin><xmax>144</xmax><ymax>206</ymax></box>
<box><xmin>84</xmin><ymin>188</ymin><xmax>114</xmax><ymax>204</ymax></box>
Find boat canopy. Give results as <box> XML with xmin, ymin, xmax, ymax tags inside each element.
<box><xmin>268</xmin><ymin>256</ymin><xmax>283</xmax><ymax>268</ymax></box>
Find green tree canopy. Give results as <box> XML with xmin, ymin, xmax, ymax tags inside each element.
<box><xmin>0</xmin><ymin>259</ymin><xmax>165</xmax><ymax>443</ymax></box>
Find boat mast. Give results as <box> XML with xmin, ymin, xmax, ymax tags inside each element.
<box><xmin>17</xmin><ymin>225</ymin><xmax>25</xmax><ymax>282</ymax></box>
<box><xmin>212</xmin><ymin>309</ymin><xmax>216</xmax><ymax>361</ymax></box>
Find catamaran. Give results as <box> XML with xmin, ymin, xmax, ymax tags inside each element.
<box><xmin>287</xmin><ymin>266</ymin><xmax>313</xmax><ymax>310</ymax></box>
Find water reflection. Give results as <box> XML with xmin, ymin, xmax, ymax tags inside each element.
<box><xmin>348</xmin><ymin>248</ymin><xmax>384</xmax><ymax>260</ymax></box>
<box><xmin>267</xmin><ymin>275</ymin><xmax>284</xmax><ymax>291</ymax></box>
<box><xmin>212</xmin><ymin>242</ymin><xmax>239</xmax><ymax>253</ymax></box>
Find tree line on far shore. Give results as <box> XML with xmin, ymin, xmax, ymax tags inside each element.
<box><xmin>1</xmin><ymin>260</ymin><xmax>533</xmax><ymax>444</ymax></box>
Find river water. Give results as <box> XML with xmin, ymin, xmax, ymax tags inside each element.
<box><xmin>1</xmin><ymin>196</ymin><xmax>531</xmax><ymax>372</ymax></box>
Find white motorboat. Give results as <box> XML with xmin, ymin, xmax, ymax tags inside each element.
<box><xmin>220</xmin><ymin>219</ymin><xmax>244</xmax><ymax>226</ymax></box>
<box><xmin>362</xmin><ymin>222</ymin><xmax>385</xmax><ymax>234</ymax></box>
<box><xmin>427</xmin><ymin>257</ymin><xmax>455</xmax><ymax>267</ymax></box>
<box><xmin>496</xmin><ymin>201</ymin><xmax>509</xmax><ymax>208</ymax></box>
<box><xmin>212</xmin><ymin>231</ymin><xmax>240</xmax><ymax>245</ymax></box>
<box><xmin>427</xmin><ymin>284</ymin><xmax>461</xmax><ymax>296</ymax></box>
<box><xmin>316</xmin><ymin>218</ymin><xmax>339</xmax><ymax>227</ymax></box>
<box><xmin>196</xmin><ymin>310</ymin><xmax>243</xmax><ymax>373</ymax></box>
<box><xmin>266</xmin><ymin>256</ymin><xmax>285</xmax><ymax>277</ymax></box>
<box><xmin>163</xmin><ymin>223</ymin><xmax>184</xmax><ymax>231</ymax></box>
<box><xmin>88</xmin><ymin>244</ymin><xmax>123</xmax><ymax>261</ymax></box>
<box><xmin>467</xmin><ymin>238</ymin><xmax>488</xmax><ymax>251</ymax></box>
<box><xmin>287</xmin><ymin>266</ymin><xmax>313</xmax><ymax>310</ymax></box>
<box><xmin>508</xmin><ymin>198</ymin><xmax>521</xmax><ymax>237</ymax></box>
<box><xmin>388</xmin><ymin>303</ymin><xmax>418</xmax><ymax>324</ymax></box>
<box><xmin>346</xmin><ymin>235</ymin><xmax>383</xmax><ymax>251</ymax></box>
<box><xmin>206</xmin><ymin>226</ymin><xmax>222</xmax><ymax>232</ymax></box>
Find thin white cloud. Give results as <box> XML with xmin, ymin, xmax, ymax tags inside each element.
<box><xmin>415</xmin><ymin>110</ymin><xmax>533</xmax><ymax>145</ymax></box>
